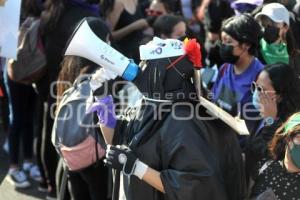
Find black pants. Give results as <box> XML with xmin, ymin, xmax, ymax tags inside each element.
<box><xmin>34</xmin><ymin>96</ymin><xmax>48</xmax><ymax>185</ymax></box>
<box><xmin>37</xmin><ymin>72</ymin><xmax>59</xmax><ymax>194</ymax></box>
<box><xmin>4</xmin><ymin>72</ymin><xmax>35</xmax><ymax>165</ymax></box>
<box><xmin>68</xmin><ymin>162</ymin><xmax>109</xmax><ymax>200</ymax></box>
<box><xmin>41</xmin><ymin>95</ymin><xmax>58</xmax><ymax>193</ymax></box>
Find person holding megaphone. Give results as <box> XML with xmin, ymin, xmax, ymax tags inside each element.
<box><xmin>67</xmin><ymin>17</ymin><xmax>246</xmax><ymax>200</ymax></box>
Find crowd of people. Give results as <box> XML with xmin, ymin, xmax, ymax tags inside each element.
<box><xmin>0</xmin><ymin>0</ymin><xmax>300</xmax><ymax>200</ymax></box>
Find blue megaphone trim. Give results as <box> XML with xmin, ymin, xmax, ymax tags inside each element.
<box><xmin>122</xmin><ymin>60</ymin><xmax>139</xmax><ymax>81</ymax></box>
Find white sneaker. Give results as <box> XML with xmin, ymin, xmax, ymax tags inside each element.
<box><xmin>6</xmin><ymin>169</ymin><xmax>31</xmax><ymax>189</ymax></box>
<box><xmin>23</xmin><ymin>162</ymin><xmax>42</xmax><ymax>182</ymax></box>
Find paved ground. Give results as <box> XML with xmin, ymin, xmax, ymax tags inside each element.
<box><xmin>0</xmin><ymin>125</ymin><xmax>46</xmax><ymax>200</ymax></box>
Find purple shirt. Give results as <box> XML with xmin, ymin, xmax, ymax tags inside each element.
<box><xmin>212</xmin><ymin>58</ymin><xmax>263</xmax><ymax>115</ymax></box>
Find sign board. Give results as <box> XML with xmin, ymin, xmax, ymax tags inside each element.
<box><xmin>0</xmin><ymin>0</ymin><xmax>22</xmax><ymax>59</ymax></box>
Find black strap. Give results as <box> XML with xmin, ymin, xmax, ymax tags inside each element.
<box><xmin>220</xmin><ymin>63</ymin><xmax>229</xmax><ymax>78</ymax></box>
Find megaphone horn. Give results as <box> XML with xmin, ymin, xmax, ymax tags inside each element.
<box><xmin>65</xmin><ymin>19</ymin><xmax>138</xmax><ymax>81</ymax></box>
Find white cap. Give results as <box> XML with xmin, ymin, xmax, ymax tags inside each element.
<box><xmin>232</xmin><ymin>0</ymin><xmax>263</xmax><ymax>6</ymax></box>
<box><xmin>255</xmin><ymin>3</ymin><xmax>290</xmax><ymax>25</ymax></box>
<box><xmin>139</xmin><ymin>37</ymin><xmax>185</xmax><ymax>60</ymax></box>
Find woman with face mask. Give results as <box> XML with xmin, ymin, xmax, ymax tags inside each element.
<box><xmin>211</xmin><ymin>14</ymin><xmax>264</xmax><ymax>136</ymax></box>
<box><xmin>245</xmin><ymin>63</ymin><xmax>300</xmax><ymax>186</ymax></box>
<box><xmin>250</xmin><ymin>112</ymin><xmax>300</xmax><ymax>200</ymax></box>
<box><xmin>255</xmin><ymin>3</ymin><xmax>300</xmax><ymax>78</ymax></box>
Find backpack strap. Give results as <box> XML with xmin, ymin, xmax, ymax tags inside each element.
<box><xmin>214</xmin><ymin>63</ymin><xmax>229</xmax><ymax>86</ymax></box>
<box><xmin>73</xmin><ymin>74</ymin><xmax>91</xmax><ymax>88</ymax></box>
<box><xmin>220</xmin><ymin>63</ymin><xmax>229</xmax><ymax>78</ymax></box>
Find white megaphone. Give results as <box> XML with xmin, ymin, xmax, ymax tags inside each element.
<box><xmin>65</xmin><ymin>19</ymin><xmax>139</xmax><ymax>81</ymax></box>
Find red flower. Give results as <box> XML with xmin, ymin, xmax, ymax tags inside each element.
<box><xmin>184</xmin><ymin>38</ymin><xmax>202</xmax><ymax>69</ymax></box>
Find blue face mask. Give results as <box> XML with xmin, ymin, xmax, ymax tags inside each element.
<box><xmin>290</xmin><ymin>143</ymin><xmax>300</xmax><ymax>169</ymax></box>
<box><xmin>252</xmin><ymin>89</ymin><xmax>260</xmax><ymax>110</ymax></box>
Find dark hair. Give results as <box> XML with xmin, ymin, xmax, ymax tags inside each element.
<box><xmin>85</xmin><ymin>16</ymin><xmax>111</xmax><ymax>41</ymax></box>
<box><xmin>153</xmin><ymin>15</ymin><xmax>185</xmax><ymax>37</ymax></box>
<box><xmin>21</xmin><ymin>0</ymin><xmax>43</xmax><ymax>18</ymax></box>
<box><xmin>57</xmin><ymin>56</ymin><xmax>97</xmax><ymax>103</ymax></box>
<box><xmin>40</xmin><ymin>0</ymin><xmax>65</xmax><ymax>33</ymax></box>
<box><xmin>264</xmin><ymin>63</ymin><xmax>300</xmax><ymax>120</ymax></box>
<box><xmin>284</xmin><ymin>25</ymin><xmax>299</xmax><ymax>56</ymax></box>
<box><xmin>100</xmin><ymin>0</ymin><xmax>115</xmax><ymax>18</ymax></box>
<box><xmin>269</xmin><ymin>112</ymin><xmax>300</xmax><ymax>160</ymax></box>
<box><xmin>222</xmin><ymin>14</ymin><xmax>263</xmax><ymax>55</ymax></box>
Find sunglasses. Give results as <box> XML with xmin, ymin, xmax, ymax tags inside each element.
<box><xmin>251</xmin><ymin>81</ymin><xmax>276</xmax><ymax>94</ymax></box>
<box><xmin>145</xmin><ymin>8</ymin><xmax>163</xmax><ymax>16</ymax></box>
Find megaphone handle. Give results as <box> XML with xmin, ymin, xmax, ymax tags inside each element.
<box><xmin>90</xmin><ymin>68</ymin><xmax>118</xmax><ymax>92</ymax></box>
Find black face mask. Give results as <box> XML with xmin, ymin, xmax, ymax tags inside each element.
<box><xmin>263</xmin><ymin>26</ymin><xmax>280</xmax><ymax>44</ymax></box>
<box><xmin>219</xmin><ymin>44</ymin><xmax>240</xmax><ymax>64</ymax></box>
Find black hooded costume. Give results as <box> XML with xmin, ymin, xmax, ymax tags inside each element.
<box><xmin>111</xmin><ymin>55</ymin><xmax>246</xmax><ymax>200</ymax></box>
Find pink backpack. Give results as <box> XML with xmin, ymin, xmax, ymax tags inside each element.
<box><xmin>52</xmin><ymin>76</ymin><xmax>106</xmax><ymax>171</ymax></box>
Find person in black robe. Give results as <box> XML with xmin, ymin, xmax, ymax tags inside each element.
<box><xmin>91</xmin><ymin>40</ymin><xmax>246</xmax><ymax>200</ymax></box>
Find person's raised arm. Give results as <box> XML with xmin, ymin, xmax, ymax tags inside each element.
<box><xmin>106</xmin><ymin>0</ymin><xmax>124</xmax><ymax>31</ymax></box>
<box><xmin>111</xmin><ymin>19</ymin><xmax>149</xmax><ymax>41</ymax></box>
<box><xmin>106</xmin><ymin>0</ymin><xmax>148</xmax><ymax>41</ymax></box>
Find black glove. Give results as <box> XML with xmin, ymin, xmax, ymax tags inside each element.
<box><xmin>105</xmin><ymin>145</ymin><xmax>138</xmax><ymax>176</ymax></box>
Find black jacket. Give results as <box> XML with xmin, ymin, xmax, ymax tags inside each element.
<box><xmin>113</xmin><ymin>103</ymin><xmax>246</xmax><ymax>200</ymax></box>
<box><xmin>244</xmin><ymin>119</ymin><xmax>282</xmax><ymax>179</ymax></box>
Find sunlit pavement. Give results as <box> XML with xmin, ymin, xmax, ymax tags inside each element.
<box><xmin>0</xmin><ymin>126</ymin><xmax>45</xmax><ymax>200</ymax></box>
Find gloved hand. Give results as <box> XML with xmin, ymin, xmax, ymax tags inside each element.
<box><xmin>105</xmin><ymin>145</ymin><xmax>148</xmax><ymax>179</ymax></box>
<box><xmin>86</xmin><ymin>95</ymin><xmax>117</xmax><ymax>128</ymax></box>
